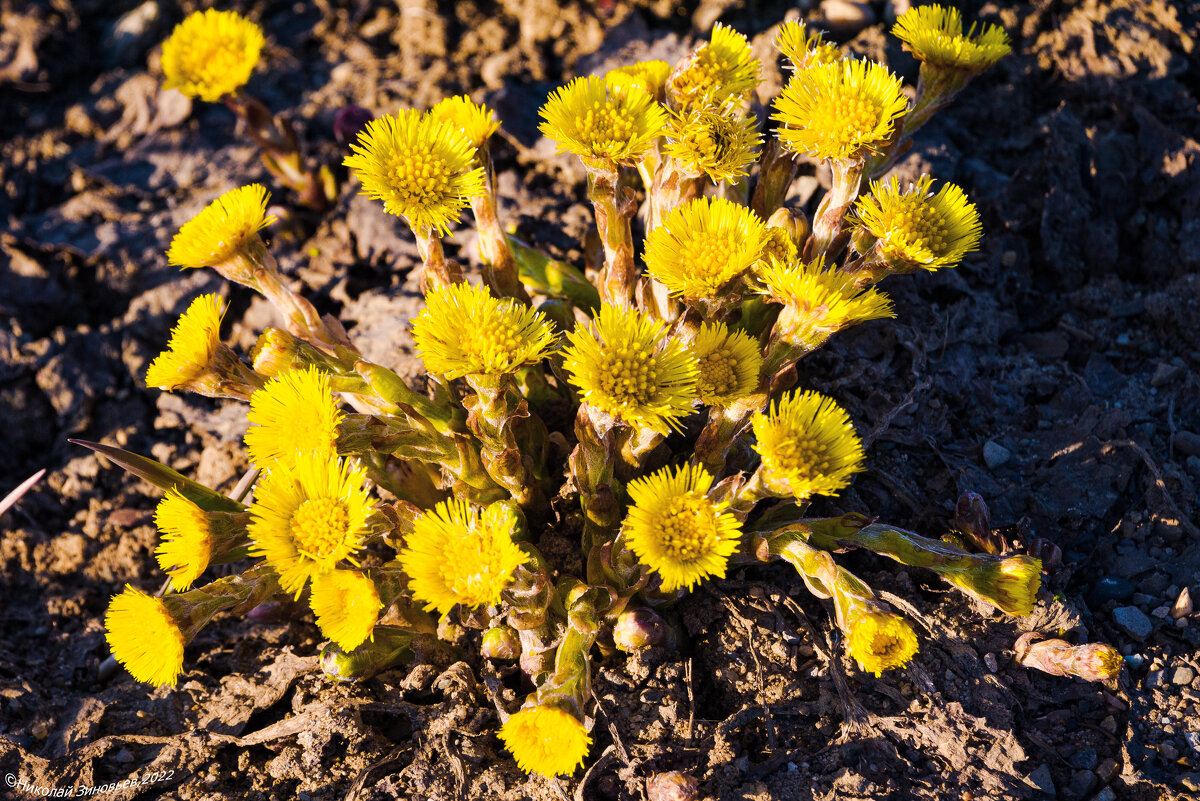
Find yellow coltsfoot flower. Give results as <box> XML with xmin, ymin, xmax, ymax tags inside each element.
<box><xmin>751</xmin><ymin>390</ymin><xmax>865</xmax><ymax>500</ymax></box>
<box><xmin>664</xmin><ymin>104</ymin><xmax>761</xmax><ymax>183</ymax></box>
<box><xmin>161</xmin><ymin>9</ymin><xmax>264</xmax><ymax>103</ymax></box>
<box><xmin>688</xmin><ymin>322</ymin><xmax>763</xmax><ymax>407</ymax></box>
<box><xmin>772</xmin><ymin>59</ymin><xmax>908</xmax><ymax>161</ymax></box>
<box><xmin>757</xmin><ymin>257</ymin><xmax>894</xmax><ymax>351</ymax></box>
<box><xmin>104</xmin><ymin>587</ymin><xmax>188</xmax><ymax>687</ymax></box>
<box><xmin>892</xmin><ymin>5</ymin><xmax>1011</xmax><ymax>74</ymax></box>
<box><xmin>249</xmin><ymin>452</ymin><xmax>372</xmax><ymax>596</ymax></box>
<box><xmin>845</xmin><ymin>605</ymin><xmax>920</xmax><ymax>676</ymax></box>
<box><xmin>167</xmin><ymin>184</ymin><xmax>274</xmax><ymax>281</ymax></box>
<box><xmin>244</xmin><ymin>366</ymin><xmax>343</xmax><ymax>469</ymax></box>
<box><xmin>429</xmin><ymin>95</ymin><xmax>502</xmax><ymax>150</ymax></box>
<box><xmin>412</xmin><ymin>283</ymin><xmax>556</xmax><ymax>379</ymax></box>
<box><xmin>775</xmin><ymin>20</ymin><xmax>842</xmax><ymax>71</ymax></box>
<box><xmin>145</xmin><ymin>293</ymin><xmax>262</xmax><ymax>399</ymax></box>
<box><xmin>153</xmin><ymin>490</ymin><xmax>246</xmax><ymax>590</ymax></box>
<box><xmin>538</xmin><ymin>75</ymin><xmax>668</xmax><ymax>171</ymax></box>
<box><xmin>852</xmin><ymin>175</ymin><xmax>982</xmax><ymax>273</ymax></box>
<box><xmin>623</xmin><ymin>464</ymin><xmax>742</xmax><ymax>591</ymax></box>
<box><xmin>309</xmin><ymin>570</ymin><xmax>382</xmax><ymax>651</ymax></box>
<box><xmin>344</xmin><ymin>110</ymin><xmax>486</xmax><ymax>236</ymax></box>
<box><xmin>605</xmin><ymin>60</ymin><xmax>672</xmax><ymax>101</ymax></box>
<box><xmin>399</xmin><ymin>499</ymin><xmax>527</xmax><ymax>615</ymax></box>
<box><xmin>645</xmin><ymin>196</ymin><xmax>767</xmax><ymax>304</ymax></box>
<box><xmin>668</xmin><ymin>23</ymin><xmax>760</xmax><ymax>110</ymax></box>
<box><xmin>943</xmin><ymin>554</ymin><xmax>1042</xmax><ymax>617</ymax></box>
<box><xmin>561</xmin><ymin>304</ymin><xmax>698</xmax><ymax>435</ymax></box>
<box><xmin>499</xmin><ymin>704</ymin><xmax>592</xmax><ymax>777</ymax></box>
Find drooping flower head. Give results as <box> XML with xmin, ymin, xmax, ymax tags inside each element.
<box><xmin>412</xmin><ymin>283</ymin><xmax>557</xmax><ymax>378</ymax></box>
<box><xmin>852</xmin><ymin>175</ymin><xmax>982</xmax><ymax>272</ymax></box>
<box><xmin>104</xmin><ymin>587</ymin><xmax>187</xmax><ymax>687</ymax></box>
<box><xmin>153</xmin><ymin>491</ymin><xmax>218</xmax><ymax>590</ymax></box>
<box><xmin>499</xmin><ymin>704</ymin><xmax>592</xmax><ymax>777</ymax></box>
<box><xmin>945</xmin><ymin>555</ymin><xmax>1042</xmax><ymax>617</ymax></box>
<box><xmin>344</xmin><ymin>110</ymin><xmax>486</xmax><ymax>236</ymax></box>
<box><xmin>399</xmin><ymin>499</ymin><xmax>527</xmax><ymax>615</ymax></box>
<box><xmin>309</xmin><ymin>570</ymin><xmax>382</xmax><ymax>651</ymax></box>
<box><xmin>775</xmin><ymin>20</ymin><xmax>842</xmax><ymax>71</ymax></box>
<box><xmin>605</xmin><ymin>60</ymin><xmax>672</xmax><ymax>101</ymax></box>
<box><xmin>773</xmin><ymin>59</ymin><xmax>908</xmax><ymax>161</ymax></box>
<box><xmin>561</xmin><ymin>304</ymin><xmax>698</xmax><ymax>434</ymax></box>
<box><xmin>668</xmin><ymin>23</ymin><xmax>760</xmax><ymax>110</ymax></box>
<box><xmin>428</xmin><ymin>95</ymin><xmax>502</xmax><ymax>150</ymax></box>
<box><xmin>645</xmin><ymin>197</ymin><xmax>767</xmax><ymax>303</ymax></box>
<box><xmin>167</xmin><ymin>184</ymin><xmax>274</xmax><ymax>273</ymax></box>
<box><xmin>623</xmin><ymin>464</ymin><xmax>742</xmax><ymax>591</ymax></box>
<box><xmin>845</xmin><ymin>606</ymin><xmax>919</xmax><ymax>676</ymax></box>
<box><xmin>538</xmin><ymin>76</ymin><xmax>668</xmax><ymax>171</ymax></box>
<box><xmin>892</xmin><ymin>5</ymin><xmax>1011</xmax><ymax>74</ymax></box>
<box><xmin>145</xmin><ymin>293</ymin><xmax>226</xmax><ymax>391</ymax></box>
<box><xmin>752</xmin><ymin>390</ymin><xmax>865</xmax><ymax>500</ymax></box>
<box><xmin>244</xmin><ymin>366</ymin><xmax>343</xmax><ymax>468</ymax></box>
<box><xmin>688</xmin><ymin>322</ymin><xmax>763</xmax><ymax>407</ymax></box>
<box><xmin>161</xmin><ymin>9</ymin><xmax>264</xmax><ymax>102</ymax></box>
<box><xmin>248</xmin><ymin>453</ymin><xmax>372</xmax><ymax>596</ymax></box>
<box><xmin>757</xmin><ymin>257</ymin><xmax>894</xmax><ymax>351</ymax></box>
<box><xmin>664</xmin><ymin>104</ymin><xmax>762</xmax><ymax>183</ymax></box>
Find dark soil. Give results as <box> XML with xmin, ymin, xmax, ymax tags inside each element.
<box><xmin>2</xmin><ymin>1</ymin><xmax>1199</xmax><ymax>799</ymax></box>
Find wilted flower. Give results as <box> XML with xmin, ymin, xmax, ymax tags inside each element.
<box><xmin>664</xmin><ymin>104</ymin><xmax>761</xmax><ymax>183</ymax></box>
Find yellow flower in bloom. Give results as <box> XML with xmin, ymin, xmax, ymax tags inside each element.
<box><xmin>892</xmin><ymin>5</ymin><xmax>1011</xmax><ymax>73</ymax></box>
<box><xmin>623</xmin><ymin>464</ymin><xmax>742</xmax><ymax>591</ymax></box>
<box><xmin>664</xmin><ymin>104</ymin><xmax>761</xmax><ymax>183</ymax></box>
<box><xmin>945</xmin><ymin>555</ymin><xmax>1042</xmax><ymax>617</ymax></box>
<box><xmin>161</xmin><ymin>9</ymin><xmax>264</xmax><ymax>102</ymax></box>
<box><xmin>244</xmin><ymin>366</ymin><xmax>342</xmax><ymax>468</ymax></box>
<box><xmin>561</xmin><ymin>304</ymin><xmax>698</xmax><ymax>435</ymax></box>
<box><xmin>399</xmin><ymin>498</ymin><xmax>527</xmax><ymax>615</ymax></box>
<box><xmin>688</xmin><ymin>322</ymin><xmax>763</xmax><ymax>407</ymax></box>
<box><xmin>309</xmin><ymin>570</ymin><xmax>382</xmax><ymax>650</ymax></box>
<box><xmin>845</xmin><ymin>607</ymin><xmax>919</xmax><ymax>676</ymax></box>
<box><xmin>145</xmin><ymin>294</ymin><xmax>225</xmax><ymax>391</ymax></box>
<box><xmin>668</xmin><ymin>23</ymin><xmax>760</xmax><ymax>109</ymax></box>
<box><xmin>499</xmin><ymin>705</ymin><xmax>592</xmax><ymax>777</ymax></box>
<box><xmin>412</xmin><ymin>283</ymin><xmax>557</xmax><ymax>378</ymax></box>
<box><xmin>773</xmin><ymin>59</ymin><xmax>908</xmax><ymax>161</ymax></box>
<box><xmin>248</xmin><ymin>452</ymin><xmax>371</xmax><ymax>596</ymax></box>
<box><xmin>153</xmin><ymin>491</ymin><xmax>216</xmax><ymax>590</ymax></box>
<box><xmin>428</xmin><ymin>95</ymin><xmax>501</xmax><ymax>150</ymax></box>
<box><xmin>645</xmin><ymin>197</ymin><xmax>767</xmax><ymax>302</ymax></box>
<box><xmin>538</xmin><ymin>75</ymin><xmax>668</xmax><ymax>170</ymax></box>
<box><xmin>344</xmin><ymin>110</ymin><xmax>486</xmax><ymax>235</ymax></box>
<box><xmin>775</xmin><ymin>20</ymin><xmax>842</xmax><ymax>71</ymax></box>
<box><xmin>751</xmin><ymin>390</ymin><xmax>865</xmax><ymax>500</ymax></box>
<box><xmin>757</xmin><ymin>257</ymin><xmax>894</xmax><ymax>350</ymax></box>
<box><xmin>605</xmin><ymin>60</ymin><xmax>672</xmax><ymax>101</ymax></box>
<box><xmin>167</xmin><ymin>184</ymin><xmax>274</xmax><ymax>270</ymax></box>
<box><xmin>852</xmin><ymin>175</ymin><xmax>982</xmax><ymax>272</ymax></box>
<box><xmin>104</xmin><ymin>587</ymin><xmax>187</xmax><ymax>687</ymax></box>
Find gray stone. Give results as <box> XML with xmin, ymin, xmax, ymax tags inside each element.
<box><xmin>1113</xmin><ymin>606</ymin><xmax>1153</xmax><ymax>640</ymax></box>
<box><xmin>1063</xmin><ymin>770</ymin><xmax>1097</xmax><ymax>801</ymax></box>
<box><xmin>1068</xmin><ymin>749</ymin><xmax>1098</xmax><ymax>771</ymax></box>
<box><xmin>1145</xmin><ymin>670</ymin><xmax>1167</xmax><ymax>688</ymax></box>
<box><xmin>983</xmin><ymin>440</ymin><xmax>1012</xmax><ymax>469</ymax></box>
<box><xmin>1026</xmin><ymin>764</ymin><xmax>1056</xmax><ymax>796</ymax></box>
<box><xmin>1173</xmin><ymin>666</ymin><xmax>1195</xmax><ymax>685</ymax></box>
<box><xmin>1088</xmin><ymin>577</ymin><xmax>1135</xmax><ymax>605</ymax></box>
<box><xmin>1096</xmin><ymin>758</ymin><xmax>1119</xmax><ymax>783</ymax></box>
<box><xmin>1184</xmin><ymin>732</ymin><xmax>1200</xmax><ymax>754</ymax></box>
<box><xmin>1093</xmin><ymin>788</ymin><xmax>1116</xmax><ymax>801</ymax></box>
<box><xmin>1132</xmin><ymin>592</ymin><xmax>1157</xmax><ymax>607</ymax></box>
<box><xmin>1160</xmin><ymin>741</ymin><xmax>1179</xmax><ymax>761</ymax></box>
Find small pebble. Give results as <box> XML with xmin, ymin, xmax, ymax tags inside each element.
<box><xmin>984</xmin><ymin>652</ymin><xmax>999</xmax><ymax>672</ymax></box>
<box><xmin>983</xmin><ymin>440</ymin><xmax>1012</xmax><ymax>469</ymax></box>
<box><xmin>1159</xmin><ymin>742</ymin><xmax>1179</xmax><ymax>761</ymax></box>
<box><xmin>1172</xmin><ymin>587</ymin><xmax>1193</xmax><ymax>619</ymax></box>
<box><xmin>1089</xmin><ymin>577</ymin><xmax>1134</xmax><ymax>605</ymax></box>
<box><xmin>1064</xmin><ymin>770</ymin><xmax>1096</xmax><ymax>801</ymax></box>
<box><xmin>1173</xmin><ymin>666</ymin><xmax>1195</xmax><ymax>685</ymax></box>
<box><xmin>1185</xmin><ymin>732</ymin><xmax>1200</xmax><ymax>755</ymax></box>
<box><xmin>1152</xmin><ymin>605</ymin><xmax>1172</xmax><ymax>619</ymax></box>
<box><xmin>1093</xmin><ymin>788</ymin><xmax>1116</xmax><ymax>801</ymax></box>
<box><xmin>1026</xmin><ymin>763</ymin><xmax>1055</xmax><ymax>795</ymax></box>
<box><xmin>1113</xmin><ymin>606</ymin><xmax>1152</xmax><ymax>640</ymax></box>
<box><xmin>1096</xmin><ymin>757</ymin><xmax>1118</xmax><ymax>783</ymax></box>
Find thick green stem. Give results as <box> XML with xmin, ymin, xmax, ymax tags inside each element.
<box><xmin>809</xmin><ymin>159</ymin><xmax>865</xmax><ymax>259</ymax></box>
<box><xmin>587</xmin><ymin>169</ymin><xmax>638</xmax><ymax>307</ymax></box>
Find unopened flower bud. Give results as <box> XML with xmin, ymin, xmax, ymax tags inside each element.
<box><xmin>647</xmin><ymin>771</ymin><xmax>699</xmax><ymax>801</ymax></box>
<box><xmin>334</xmin><ymin>105</ymin><xmax>373</xmax><ymax>146</ymax></box>
<box><xmin>320</xmin><ymin>626</ymin><xmax>416</xmax><ymax>682</ymax></box>
<box><xmin>1014</xmin><ymin>633</ymin><xmax>1123</xmax><ymax>683</ymax></box>
<box><xmin>482</xmin><ymin>625</ymin><xmax>521</xmax><ymax>660</ymax></box>
<box><xmin>1027</xmin><ymin>538</ymin><xmax>1061</xmax><ymax>572</ymax></box>
<box><xmin>954</xmin><ymin>491</ymin><xmax>1001</xmax><ymax>554</ymax></box>
<box><xmin>613</xmin><ymin>607</ymin><xmax>666</xmax><ymax>652</ymax></box>
<box><xmin>766</xmin><ymin>206</ymin><xmax>809</xmax><ymax>252</ymax></box>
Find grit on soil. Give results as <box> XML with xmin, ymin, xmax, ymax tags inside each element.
<box><xmin>1</xmin><ymin>1</ymin><xmax>1199</xmax><ymax>799</ymax></box>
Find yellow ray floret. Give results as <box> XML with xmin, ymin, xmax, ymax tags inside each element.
<box><xmin>538</xmin><ymin>76</ymin><xmax>668</xmax><ymax>169</ymax></box>
<box><xmin>757</xmin><ymin>257</ymin><xmax>894</xmax><ymax>350</ymax></box>
<box><xmin>623</xmin><ymin>464</ymin><xmax>743</xmax><ymax>591</ymax></box>
<box><xmin>775</xmin><ymin>20</ymin><xmax>842</xmax><ymax>71</ymax></box>
<box><xmin>413</xmin><ymin>283</ymin><xmax>557</xmax><ymax>378</ymax></box>
<box><xmin>167</xmin><ymin>184</ymin><xmax>274</xmax><ymax>270</ymax></box>
<box><xmin>852</xmin><ymin>175</ymin><xmax>981</xmax><ymax>271</ymax></box>
<box><xmin>561</xmin><ymin>304</ymin><xmax>698</xmax><ymax>435</ymax></box>
<box><xmin>846</xmin><ymin>606</ymin><xmax>919</xmax><ymax>676</ymax></box>
<box><xmin>309</xmin><ymin>570</ymin><xmax>382</xmax><ymax>651</ymax></box>
<box><xmin>689</xmin><ymin>322</ymin><xmax>763</xmax><ymax>407</ymax></box>
<box><xmin>429</xmin><ymin>95</ymin><xmax>502</xmax><ymax>150</ymax></box>
<box><xmin>892</xmin><ymin>5</ymin><xmax>1011</xmax><ymax>73</ymax></box>
<box><xmin>773</xmin><ymin>59</ymin><xmax>908</xmax><ymax>161</ymax></box>
<box><xmin>248</xmin><ymin>452</ymin><xmax>371</xmax><ymax>596</ymax></box>
<box><xmin>752</xmin><ymin>390</ymin><xmax>865</xmax><ymax>500</ymax></box>
<box><xmin>499</xmin><ymin>704</ymin><xmax>592</xmax><ymax>777</ymax></box>
<box><xmin>145</xmin><ymin>293</ymin><xmax>225</xmax><ymax>391</ymax></box>
<box><xmin>104</xmin><ymin>587</ymin><xmax>187</xmax><ymax>687</ymax></box>
<box><xmin>645</xmin><ymin>197</ymin><xmax>767</xmax><ymax>302</ymax></box>
<box><xmin>244</xmin><ymin>366</ymin><xmax>342</xmax><ymax>468</ymax></box>
<box><xmin>344</xmin><ymin>110</ymin><xmax>486</xmax><ymax>236</ymax></box>
<box><xmin>161</xmin><ymin>9</ymin><xmax>264</xmax><ymax>103</ymax></box>
<box><xmin>605</xmin><ymin>60</ymin><xmax>672</xmax><ymax>101</ymax></box>
<box><xmin>153</xmin><ymin>490</ymin><xmax>216</xmax><ymax>590</ymax></box>
<box><xmin>664</xmin><ymin>105</ymin><xmax>761</xmax><ymax>183</ymax></box>
<box><xmin>668</xmin><ymin>23</ymin><xmax>761</xmax><ymax>110</ymax></box>
<box><xmin>399</xmin><ymin>499</ymin><xmax>527</xmax><ymax>615</ymax></box>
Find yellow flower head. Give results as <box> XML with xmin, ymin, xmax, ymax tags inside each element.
<box><xmin>399</xmin><ymin>499</ymin><xmax>527</xmax><ymax>615</ymax></box>
<box><xmin>752</xmin><ymin>390</ymin><xmax>865</xmax><ymax>500</ymax></box>
<box><xmin>852</xmin><ymin>175</ymin><xmax>982</xmax><ymax>272</ymax></box>
<box><xmin>664</xmin><ymin>104</ymin><xmax>761</xmax><ymax>183</ymax></box>
<box><xmin>775</xmin><ymin>20</ymin><xmax>842</xmax><ymax>71</ymax></box>
<box><xmin>153</xmin><ymin>490</ymin><xmax>215</xmax><ymax>590</ymax></box>
<box><xmin>428</xmin><ymin>95</ymin><xmax>501</xmax><ymax>150</ymax></box>
<box><xmin>161</xmin><ymin>9</ymin><xmax>264</xmax><ymax>102</ymax></box>
<box><xmin>757</xmin><ymin>224</ymin><xmax>800</xmax><ymax>269</ymax></box>
<box><xmin>892</xmin><ymin>5</ymin><xmax>1011</xmax><ymax>73</ymax></box>
<box><xmin>344</xmin><ymin>110</ymin><xmax>486</xmax><ymax>236</ymax></box>
<box><xmin>245</xmin><ymin>366</ymin><xmax>342</xmax><ymax>469</ymax></box>
<box><xmin>309</xmin><ymin>570</ymin><xmax>382</xmax><ymax>651</ymax></box>
<box><xmin>145</xmin><ymin>293</ymin><xmax>225</xmax><ymax>391</ymax></box>
<box><xmin>538</xmin><ymin>75</ymin><xmax>668</xmax><ymax>170</ymax></box>
<box><xmin>412</xmin><ymin>283</ymin><xmax>557</xmax><ymax>378</ymax></box>
<box><xmin>946</xmin><ymin>555</ymin><xmax>1042</xmax><ymax>617</ymax></box>
<box><xmin>104</xmin><ymin>587</ymin><xmax>187</xmax><ymax>687</ymax></box>
<box><xmin>846</xmin><ymin>607</ymin><xmax>919</xmax><ymax>676</ymax></box>
<box><xmin>645</xmin><ymin>197</ymin><xmax>767</xmax><ymax>303</ymax></box>
<box><xmin>167</xmin><ymin>184</ymin><xmax>274</xmax><ymax>271</ymax></box>
<box><xmin>623</xmin><ymin>464</ymin><xmax>742</xmax><ymax>591</ymax></box>
<box><xmin>668</xmin><ymin>23</ymin><xmax>761</xmax><ymax>110</ymax></box>
<box><xmin>248</xmin><ymin>452</ymin><xmax>372</xmax><ymax>596</ymax></box>
<box><xmin>689</xmin><ymin>322</ymin><xmax>763</xmax><ymax>407</ymax></box>
<box><xmin>561</xmin><ymin>304</ymin><xmax>698</xmax><ymax>435</ymax></box>
<box><xmin>757</xmin><ymin>257</ymin><xmax>894</xmax><ymax>350</ymax></box>
<box><xmin>773</xmin><ymin>59</ymin><xmax>908</xmax><ymax>161</ymax></box>
<box><xmin>499</xmin><ymin>704</ymin><xmax>592</xmax><ymax>777</ymax></box>
<box><xmin>605</xmin><ymin>60</ymin><xmax>672</xmax><ymax>101</ymax></box>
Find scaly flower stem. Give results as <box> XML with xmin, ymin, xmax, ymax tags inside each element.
<box><xmin>692</xmin><ymin>396</ymin><xmax>763</xmax><ymax>476</ymax></box>
<box><xmin>471</xmin><ymin>147</ymin><xmax>529</xmax><ymax>302</ymax></box>
<box><xmin>750</xmin><ymin>136</ymin><xmax>798</xmax><ymax>219</ymax></box>
<box><xmin>587</xmin><ymin>168</ymin><xmax>638</xmax><ymax>307</ymax></box>
<box><xmin>462</xmin><ymin>374</ymin><xmax>549</xmax><ymax>516</ymax></box>
<box><xmin>569</xmin><ymin>407</ymin><xmax>622</xmax><ymax>552</ymax></box>
<box><xmin>415</xmin><ymin>228</ymin><xmax>462</xmax><ymax>293</ymax></box>
<box><xmin>809</xmin><ymin>158</ymin><xmax>865</xmax><ymax>259</ymax></box>
<box><xmin>165</xmin><ymin>563</ymin><xmax>282</xmax><ymax>639</ymax></box>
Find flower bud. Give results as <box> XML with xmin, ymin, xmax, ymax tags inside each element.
<box><xmin>1014</xmin><ymin>633</ymin><xmax>1123</xmax><ymax>683</ymax></box>
<box><xmin>613</xmin><ymin>607</ymin><xmax>666</xmax><ymax>652</ymax></box>
<box><xmin>766</xmin><ymin>206</ymin><xmax>809</xmax><ymax>252</ymax></box>
<box><xmin>482</xmin><ymin>625</ymin><xmax>521</xmax><ymax>661</ymax></box>
<box><xmin>320</xmin><ymin>626</ymin><xmax>416</xmax><ymax>682</ymax></box>
<box><xmin>647</xmin><ymin>771</ymin><xmax>699</xmax><ymax>801</ymax></box>
<box><xmin>334</xmin><ymin>105</ymin><xmax>373</xmax><ymax>146</ymax></box>
<box><xmin>954</xmin><ymin>491</ymin><xmax>999</xmax><ymax>554</ymax></box>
